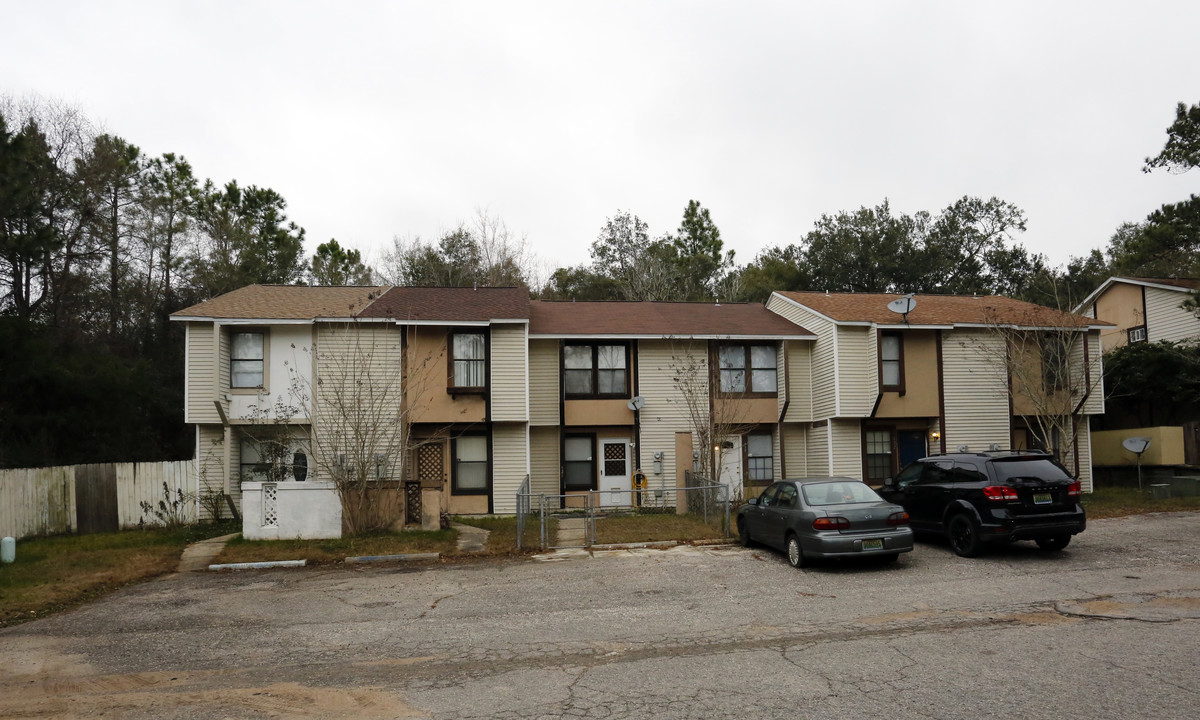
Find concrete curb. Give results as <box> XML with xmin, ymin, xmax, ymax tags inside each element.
<box><xmin>208</xmin><ymin>559</ymin><xmax>307</xmax><ymax>571</ymax></box>
<box><xmin>344</xmin><ymin>552</ymin><xmax>441</xmax><ymax>564</ymax></box>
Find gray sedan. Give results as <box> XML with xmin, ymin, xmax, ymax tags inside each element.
<box><xmin>736</xmin><ymin>478</ymin><xmax>915</xmax><ymax>568</ymax></box>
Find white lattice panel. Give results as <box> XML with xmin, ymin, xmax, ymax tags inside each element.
<box><xmin>262</xmin><ymin>483</ymin><xmax>279</xmax><ymax>527</ymax></box>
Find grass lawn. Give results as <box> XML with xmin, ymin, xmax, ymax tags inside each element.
<box><xmin>0</xmin><ymin>520</ymin><xmax>239</xmax><ymax>629</ymax></box>
<box><xmin>452</xmin><ymin>515</ymin><xmax>549</xmax><ymax>554</ymax></box>
<box><xmin>213</xmin><ymin>528</ymin><xmax>458</xmax><ymax>566</ymax></box>
<box><xmin>1083</xmin><ymin>486</ymin><xmax>1200</xmax><ymax>519</ymax></box>
<box><xmin>593</xmin><ymin>511</ymin><xmax>729</xmax><ymax>545</ymax></box>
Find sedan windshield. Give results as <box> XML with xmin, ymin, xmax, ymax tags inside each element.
<box><xmin>802</xmin><ymin>482</ymin><xmax>884</xmax><ymax>506</ymax></box>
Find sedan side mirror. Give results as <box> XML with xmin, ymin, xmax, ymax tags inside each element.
<box><xmin>746</xmin><ymin>497</ymin><xmax>759</xmax><ymax>506</ymax></box>
<box><xmin>883</xmin><ymin>477</ymin><xmax>895</xmax><ymax>488</ymax></box>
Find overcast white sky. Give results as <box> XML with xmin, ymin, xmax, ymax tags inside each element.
<box><xmin>3</xmin><ymin>1</ymin><xmax>1197</xmax><ymax>282</ymax></box>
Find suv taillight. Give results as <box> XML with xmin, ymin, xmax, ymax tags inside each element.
<box><xmin>886</xmin><ymin>511</ymin><xmax>910</xmax><ymax>526</ymax></box>
<box><xmin>1067</xmin><ymin>481</ymin><xmax>1081</xmax><ymax>498</ymax></box>
<box><xmin>982</xmin><ymin>486</ymin><xmax>1019</xmax><ymax>501</ymax></box>
<box><xmin>813</xmin><ymin>517</ymin><xmax>850</xmax><ymax>531</ymax></box>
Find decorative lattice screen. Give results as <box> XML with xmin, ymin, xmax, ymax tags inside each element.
<box><xmin>262</xmin><ymin>483</ymin><xmax>279</xmax><ymax>528</ymax></box>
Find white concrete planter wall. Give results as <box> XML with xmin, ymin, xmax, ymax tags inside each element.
<box><xmin>242</xmin><ymin>481</ymin><xmax>341</xmax><ymax>540</ymax></box>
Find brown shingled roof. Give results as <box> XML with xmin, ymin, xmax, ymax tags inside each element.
<box><xmin>171</xmin><ymin>285</ymin><xmax>388</xmax><ymax>320</ymax></box>
<box><xmin>530</xmin><ymin>300</ymin><xmax>813</xmax><ymax>337</ymax></box>
<box><xmin>358</xmin><ymin>286</ymin><xmax>531</xmax><ymax>322</ymax></box>
<box><xmin>775</xmin><ymin>291</ymin><xmax>1106</xmax><ymax>328</ymax></box>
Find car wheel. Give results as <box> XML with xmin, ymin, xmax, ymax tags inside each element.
<box><xmin>946</xmin><ymin>514</ymin><xmax>981</xmax><ymax>558</ymax></box>
<box><xmin>786</xmin><ymin>533</ymin><xmax>805</xmax><ymax>568</ymax></box>
<box><xmin>737</xmin><ymin>517</ymin><xmax>753</xmax><ymax>548</ymax></box>
<box><xmin>1035</xmin><ymin>535</ymin><xmax>1071</xmax><ymax>552</ymax></box>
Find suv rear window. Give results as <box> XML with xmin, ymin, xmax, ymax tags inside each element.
<box><xmin>991</xmin><ymin>458</ymin><xmax>1072</xmax><ymax>483</ymax></box>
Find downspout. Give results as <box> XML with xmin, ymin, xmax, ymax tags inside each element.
<box><xmin>936</xmin><ymin>330</ymin><xmax>946</xmax><ymax>455</ymax></box>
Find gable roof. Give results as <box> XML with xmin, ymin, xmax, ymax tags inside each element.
<box><xmin>1074</xmin><ymin>276</ymin><xmax>1200</xmax><ymax>313</ymax></box>
<box><xmin>774</xmin><ymin>291</ymin><xmax>1106</xmax><ymax>329</ymax></box>
<box><xmin>170</xmin><ymin>285</ymin><xmax>389</xmax><ymax>321</ymax></box>
<box><xmin>357</xmin><ymin>286</ymin><xmax>531</xmax><ymax>323</ymax></box>
<box><xmin>530</xmin><ymin>300</ymin><xmax>814</xmax><ymax>338</ymax></box>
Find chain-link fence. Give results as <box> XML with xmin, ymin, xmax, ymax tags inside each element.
<box><xmin>517</xmin><ymin>478</ymin><xmax>733</xmax><ymax>550</ymax></box>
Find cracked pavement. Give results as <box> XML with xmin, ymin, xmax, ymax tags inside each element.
<box><xmin>2</xmin><ymin>512</ymin><xmax>1199</xmax><ymax>718</ymax></box>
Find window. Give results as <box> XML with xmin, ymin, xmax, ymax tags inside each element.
<box><xmin>453</xmin><ymin>435</ymin><xmax>488</xmax><ymax>493</ymax></box>
<box><xmin>231</xmin><ymin>332</ymin><xmax>265</xmax><ymax>388</ymax></box>
<box><xmin>879</xmin><ymin>332</ymin><xmax>903</xmax><ymax>391</ymax></box>
<box><xmin>718</xmin><ymin>344</ymin><xmax>776</xmax><ymax>394</ymax></box>
<box><xmin>563</xmin><ymin>435</ymin><xmax>595</xmax><ymax>491</ymax></box>
<box><xmin>240</xmin><ymin>436</ymin><xmax>305</xmax><ymax>482</ymax></box>
<box><xmin>775</xmin><ymin>482</ymin><xmax>798</xmax><ymax>509</ymax></box>
<box><xmin>864</xmin><ymin>429</ymin><xmax>893</xmax><ymax>482</ymax></box>
<box><xmin>563</xmin><ymin>343</ymin><xmax>628</xmax><ymax>397</ymax></box>
<box><xmin>1127</xmin><ymin>325</ymin><xmax>1147</xmax><ymax>344</ymax></box>
<box><xmin>746</xmin><ymin>432</ymin><xmax>773</xmax><ymax>482</ymax></box>
<box><xmin>451</xmin><ymin>332</ymin><xmax>486</xmax><ymax>390</ymax></box>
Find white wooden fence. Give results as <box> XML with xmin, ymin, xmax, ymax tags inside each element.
<box><xmin>0</xmin><ymin>460</ymin><xmax>197</xmax><ymax>540</ymax></box>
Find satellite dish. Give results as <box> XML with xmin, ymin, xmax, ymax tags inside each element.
<box><xmin>886</xmin><ymin>294</ymin><xmax>917</xmax><ymax>321</ymax></box>
<box><xmin>627</xmin><ymin>396</ymin><xmax>645</xmax><ymax>411</ymax></box>
<box><xmin>1122</xmin><ymin>437</ymin><xmax>1151</xmax><ymax>454</ymax></box>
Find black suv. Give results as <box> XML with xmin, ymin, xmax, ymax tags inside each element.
<box><xmin>878</xmin><ymin>451</ymin><xmax>1085</xmax><ymax>557</ymax></box>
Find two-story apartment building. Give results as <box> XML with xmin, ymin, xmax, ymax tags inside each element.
<box><xmin>766</xmin><ymin>291</ymin><xmax>1108</xmax><ymax>491</ymax></box>
<box><xmin>174</xmin><ymin>285</ymin><xmax>1107</xmax><ymax>537</ymax></box>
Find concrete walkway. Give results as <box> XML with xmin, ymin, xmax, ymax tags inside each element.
<box><xmin>555</xmin><ymin>517</ymin><xmax>587</xmax><ymax>547</ymax></box>
<box><xmin>176</xmin><ymin>533</ymin><xmax>239</xmax><ymax>573</ymax></box>
<box><xmin>451</xmin><ymin>522</ymin><xmax>490</xmax><ymax>553</ymax></box>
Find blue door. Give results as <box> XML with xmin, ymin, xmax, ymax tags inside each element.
<box><xmin>898</xmin><ymin>431</ymin><xmax>927</xmax><ymax>467</ymax></box>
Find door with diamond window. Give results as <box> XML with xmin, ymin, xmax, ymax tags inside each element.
<box><xmin>598</xmin><ymin>439</ymin><xmax>631</xmax><ymax>507</ymax></box>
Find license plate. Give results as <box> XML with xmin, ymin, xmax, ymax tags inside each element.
<box><xmin>1033</xmin><ymin>493</ymin><xmax>1052</xmax><ymax>505</ymax></box>
<box><xmin>861</xmin><ymin>539</ymin><xmax>883</xmax><ymax>551</ymax></box>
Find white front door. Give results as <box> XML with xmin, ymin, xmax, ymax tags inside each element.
<box><xmin>598</xmin><ymin>439</ymin><xmax>631</xmax><ymax>507</ymax></box>
<box><xmin>717</xmin><ymin>435</ymin><xmax>743</xmax><ymax>499</ymax></box>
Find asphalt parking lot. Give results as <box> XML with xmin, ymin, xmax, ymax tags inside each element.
<box><xmin>3</xmin><ymin>512</ymin><xmax>1199</xmax><ymax>719</ymax></box>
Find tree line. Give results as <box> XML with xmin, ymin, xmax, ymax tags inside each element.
<box><xmin>2</xmin><ymin>94</ymin><xmax>1196</xmax><ymax>467</ymax></box>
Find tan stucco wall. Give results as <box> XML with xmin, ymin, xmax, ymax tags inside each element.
<box><xmin>875</xmin><ymin>329</ymin><xmax>939</xmax><ymax>418</ymax></box>
<box><xmin>1094</xmin><ymin>282</ymin><xmax>1145</xmax><ymax>352</ymax></box>
<box><xmin>564</xmin><ymin>399</ymin><xmax>634</xmax><ymax>426</ymax></box>
<box><xmin>1091</xmin><ymin>426</ymin><xmax>1185</xmax><ymax>466</ymax></box>
<box><xmin>406</xmin><ymin>326</ymin><xmax>486</xmax><ymax>424</ymax></box>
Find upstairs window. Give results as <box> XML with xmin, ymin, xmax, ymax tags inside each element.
<box><xmin>451</xmin><ymin>332</ymin><xmax>486</xmax><ymax>390</ymax></box>
<box><xmin>1127</xmin><ymin>325</ymin><xmax>1147</xmax><ymax>344</ymax></box>
<box><xmin>564</xmin><ymin>343</ymin><xmax>628</xmax><ymax>398</ymax></box>
<box><xmin>718</xmin><ymin>344</ymin><xmax>776</xmax><ymax>394</ymax></box>
<box><xmin>231</xmin><ymin>332</ymin><xmax>265</xmax><ymax>389</ymax></box>
<box><xmin>879</xmin><ymin>332</ymin><xmax>904</xmax><ymax>391</ymax></box>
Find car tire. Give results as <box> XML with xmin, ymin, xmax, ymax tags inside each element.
<box><xmin>947</xmin><ymin>514</ymin><xmax>982</xmax><ymax>558</ymax></box>
<box><xmin>786</xmin><ymin>533</ymin><xmax>805</xmax><ymax>568</ymax></box>
<box><xmin>738</xmin><ymin>517</ymin><xmax>753</xmax><ymax>548</ymax></box>
<box><xmin>1035</xmin><ymin>535</ymin><xmax>1071</xmax><ymax>552</ymax></box>
<box><xmin>880</xmin><ymin>553</ymin><xmax>900</xmax><ymax>563</ymax></box>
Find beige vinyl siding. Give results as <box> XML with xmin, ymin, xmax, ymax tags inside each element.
<box><xmin>837</xmin><ymin>326</ymin><xmax>876</xmax><ymax>417</ymax></box>
<box><xmin>218</xmin><ymin>323</ymin><xmax>231</xmax><ymax>399</ymax></box>
<box><xmin>781</xmin><ymin>422</ymin><xmax>807</xmax><ymax>478</ymax></box>
<box><xmin>313</xmin><ymin>322</ymin><xmax>404</xmax><ymax>484</ymax></box>
<box><xmin>196</xmin><ymin>425</ymin><xmax>228</xmax><ymax>520</ymax></box>
<box><xmin>491</xmin><ymin>423</ymin><xmax>527</xmax><ymax>514</ymax></box>
<box><xmin>1076</xmin><ymin>424</ymin><xmax>1094</xmax><ymax>493</ymax></box>
<box><xmin>806</xmin><ymin>422</ymin><xmax>830</xmax><ymax>475</ymax></box>
<box><xmin>767</xmin><ymin>295</ymin><xmax>836</xmax><ymax>418</ymax></box>
<box><xmin>782</xmin><ymin>341</ymin><xmax>813</xmax><ymax>423</ymax></box>
<box><xmin>529</xmin><ymin>426</ymin><xmax>560</xmax><ymax>496</ymax></box>
<box><xmin>529</xmin><ymin>339</ymin><xmax>560</xmax><ymax>426</ymax></box>
<box><xmin>186</xmin><ymin>323</ymin><xmax>220</xmax><ymax>424</ymax></box>
<box><xmin>830</xmin><ymin>419</ymin><xmax>863</xmax><ymax>478</ymax></box>
<box><xmin>490</xmin><ymin>323</ymin><xmax>528</xmax><ymax>421</ymax></box>
<box><xmin>1145</xmin><ymin>286</ymin><xmax>1200</xmax><ymax>343</ymax></box>
<box><xmin>1083</xmin><ymin>331</ymin><xmax>1104</xmax><ymax>415</ymax></box>
<box><xmin>941</xmin><ymin>330</ymin><xmax>1010</xmax><ymax>452</ymax></box>
<box><xmin>636</xmin><ymin>339</ymin><xmax>702</xmax><ymax>487</ymax></box>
